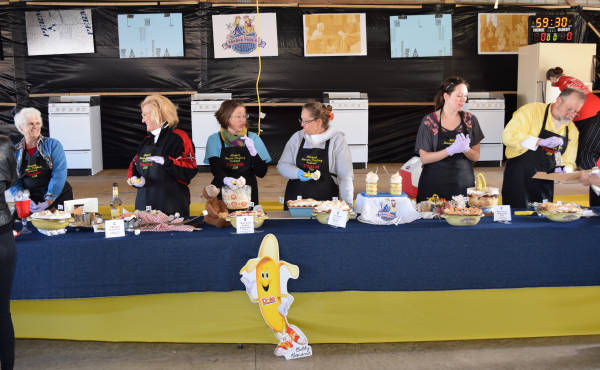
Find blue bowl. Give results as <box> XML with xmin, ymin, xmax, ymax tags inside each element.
<box><xmin>288</xmin><ymin>207</ymin><xmax>314</xmax><ymax>217</ymax></box>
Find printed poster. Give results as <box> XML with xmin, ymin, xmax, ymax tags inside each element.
<box><xmin>390</xmin><ymin>14</ymin><xmax>452</xmax><ymax>58</ymax></box>
<box><xmin>25</xmin><ymin>9</ymin><xmax>94</xmax><ymax>56</ymax></box>
<box><xmin>118</xmin><ymin>13</ymin><xmax>184</xmax><ymax>58</ymax></box>
<box><xmin>478</xmin><ymin>13</ymin><xmax>533</xmax><ymax>54</ymax></box>
<box><xmin>303</xmin><ymin>13</ymin><xmax>367</xmax><ymax>57</ymax></box>
<box><xmin>212</xmin><ymin>13</ymin><xmax>278</xmax><ymax>58</ymax></box>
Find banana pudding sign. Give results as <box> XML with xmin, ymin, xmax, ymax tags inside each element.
<box><xmin>240</xmin><ymin>234</ymin><xmax>312</xmax><ymax>359</ymax></box>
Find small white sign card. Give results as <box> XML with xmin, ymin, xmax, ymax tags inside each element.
<box><xmin>328</xmin><ymin>209</ymin><xmax>348</xmax><ymax>228</ymax></box>
<box><xmin>236</xmin><ymin>216</ymin><xmax>254</xmax><ymax>234</ymax></box>
<box><xmin>493</xmin><ymin>205</ymin><xmax>512</xmax><ymax>222</ymax></box>
<box><xmin>105</xmin><ymin>219</ymin><xmax>126</xmax><ymax>238</ymax></box>
<box><xmin>284</xmin><ymin>344</ymin><xmax>313</xmax><ymax>360</ymax></box>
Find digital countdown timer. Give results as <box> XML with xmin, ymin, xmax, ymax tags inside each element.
<box><xmin>528</xmin><ymin>15</ymin><xmax>575</xmax><ymax>44</ymax></box>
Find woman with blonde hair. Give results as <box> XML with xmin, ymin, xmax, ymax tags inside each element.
<box><xmin>127</xmin><ymin>95</ymin><xmax>197</xmax><ymax>216</ymax></box>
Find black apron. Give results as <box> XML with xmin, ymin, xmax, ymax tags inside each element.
<box><xmin>21</xmin><ymin>149</ymin><xmax>73</xmax><ymax>208</ymax></box>
<box><xmin>417</xmin><ymin>119</ymin><xmax>474</xmax><ymax>202</ymax></box>
<box><xmin>502</xmin><ymin>105</ymin><xmax>569</xmax><ymax>209</ymax></box>
<box><xmin>134</xmin><ymin>139</ymin><xmax>190</xmax><ymax>216</ymax></box>
<box><xmin>213</xmin><ymin>135</ymin><xmax>259</xmax><ymax>204</ymax></box>
<box><xmin>283</xmin><ymin>138</ymin><xmax>339</xmax><ymax>210</ymax></box>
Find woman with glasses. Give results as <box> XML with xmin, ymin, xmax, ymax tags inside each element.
<box><xmin>127</xmin><ymin>95</ymin><xmax>197</xmax><ymax>216</ymax></box>
<box><xmin>415</xmin><ymin>77</ymin><xmax>485</xmax><ymax>202</ymax></box>
<box><xmin>547</xmin><ymin>67</ymin><xmax>600</xmax><ymax>206</ymax></box>
<box><xmin>278</xmin><ymin>102</ymin><xmax>354</xmax><ymax>208</ymax></box>
<box><xmin>204</xmin><ymin>100</ymin><xmax>271</xmax><ymax>205</ymax></box>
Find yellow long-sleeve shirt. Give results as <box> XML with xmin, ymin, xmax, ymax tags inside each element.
<box><xmin>502</xmin><ymin>102</ymin><xmax>579</xmax><ymax>170</ymax></box>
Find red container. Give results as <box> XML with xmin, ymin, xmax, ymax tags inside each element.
<box><xmin>15</xmin><ymin>199</ymin><xmax>30</xmax><ymax>219</ymax></box>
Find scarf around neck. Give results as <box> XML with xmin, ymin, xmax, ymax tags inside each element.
<box><xmin>220</xmin><ymin>127</ymin><xmax>248</xmax><ymax>147</ymax></box>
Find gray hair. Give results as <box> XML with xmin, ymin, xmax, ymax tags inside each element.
<box><xmin>558</xmin><ymin>88</ymin><xmax>586</xmax><ymax>102</ymax></box>
<box><xmin>14</xmin><ymin>107</ymin><xmax>43</xmax><ymax>134</ymax></box>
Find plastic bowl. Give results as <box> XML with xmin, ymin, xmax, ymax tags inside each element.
<box><xmin>312</xmin><ymin>211</ymin><xmax>353</xmax><ymax>225</ymax></box>
<box><xmin>541</xmin><ymin>211</ymin><xmax>583</xmax><ymax>222</ymax></box>
<box><xmin>467</xmin><ymin>187</ymin><xmax>499</xmax><ymax>208</ymax></box>
<box><xmin>222</xmin><ymin>185</ymin><xmax>252</xmax><ymax>210</ymax></box>
<box><xmin>29</xmin><ymin>217</ymin><xmax>72</xmax><ymax>230</ymax></box>
<box><xmin>441</xmin><ymin>214</ymin><xmax>482</xmax><ymax>226</ymax></box>
<box><xmin>226</xmin><ymin>214</ymin><xmax>268</xmax><ymax>228</ymax></box>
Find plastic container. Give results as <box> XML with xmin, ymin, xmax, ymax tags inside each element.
<box><xmin>222</xmin><ymin>185</ymin><xmax>252</xmax><ymax>210</ymax></box>
<box><xmin>288</xmin><ymin>207</ymin><xmax>314</xmax><ymax>217</ymax></box>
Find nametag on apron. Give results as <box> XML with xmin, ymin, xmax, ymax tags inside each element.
<box><xmin>554</xmin><ymin>151</ymin><xmax>564</xmax><ymax>167</ymax></box>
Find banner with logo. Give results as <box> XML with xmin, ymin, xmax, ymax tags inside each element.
<box><xmin>212</xmin><ymin>13</ymin><xmax>279</xmax><ymax>59</ymax></box>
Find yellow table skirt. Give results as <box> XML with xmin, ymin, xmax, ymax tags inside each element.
<box><xmin>12</xmin><ymin>286</ymin><xmax>600</xmax><ymax>343</ymax></box>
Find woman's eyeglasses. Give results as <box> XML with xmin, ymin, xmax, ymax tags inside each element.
<box><xmin>231</xmin><ymin>114</ymin><xmax>249</xmax><ymax>120</ymax></box>
<box><xmin>298</xmin><ymin>118</ymin><xmax>316</xmax><ymax>125</ymax></box>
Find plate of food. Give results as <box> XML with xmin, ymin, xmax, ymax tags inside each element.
<box><xmin>226</xmin><ymin>210</ymin><xmax>269</xmax><ymax>228</ymax></box>
<box><xmin>29</xmin><ymin>209</ymin><xmax>73</xmax><ymax>231</ymax></box>
<box><xmin>536</xmin><ymin>202</ymin><xmax>583</xmax><ymax>222</ymax></box>
<box><xmin>441</xmin><ymin>207</ymin><xmax>483</xmax><ymax>226</ymax></box>
<box><xmin>312</xmin><ymin>200</ymin><xmax>354</xmax><ymax>225</ymax></box>
<box><xmin>467</xmin><ymin>173</ymin><xmax>499</xmax><ymax>208</ymax></box>
<box><xmin>287</xmin><ymin>198</ymin><xmax>322</xmax><ymax>217</ymax></box>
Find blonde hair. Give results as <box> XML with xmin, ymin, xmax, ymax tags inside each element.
<box><xmin>140</xmin><ymin>95</ymin><xmax>179</xmax><ymax>128</ymax></box>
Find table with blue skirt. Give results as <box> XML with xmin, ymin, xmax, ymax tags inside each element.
<box><xmin>11</xmin><ymin>210</ymin><xmax>600</xmax><ymax>343</ymax></box>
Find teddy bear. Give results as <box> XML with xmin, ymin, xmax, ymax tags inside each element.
<box><xmin>202</xmin><ymin>184</ymin><xmax>230</xmax><ymax>228</ymax></box>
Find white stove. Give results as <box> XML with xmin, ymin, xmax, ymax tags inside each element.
<box><xmin>463</xmin><ymin>92</ymin><xmax>505</xmax><ymax>166</ymax></box>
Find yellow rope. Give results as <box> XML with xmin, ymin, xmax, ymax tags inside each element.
<box><xmin>255</xmin><ymin>0</ymin><xmax>262</xmax><ymax>136</ymax></box>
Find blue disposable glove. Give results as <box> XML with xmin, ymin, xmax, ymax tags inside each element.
<box><xmin>146</xmin><ymin>156</ymin><xmax>165</xmax><ymax>165</ymax></box>
<box><xmin>241</xmin><ymin>136</ymin><xmax>258</xmax><ymax>157</ymax></box>
<box><xmin>297</xmin><ymin>169</ymin><xmax>311</xmax><ymax>182</ymax></box>
<box><xmin>223</xmin><ymin>177</ymin><xmax>236</xmax><ymax>188</ymax></box>
<box><xmin>446</xmin><ymin>133</ymin><xmax>467</xmax><ymax>156</ymax></box>
<box><xmin>554</xmin><ymin>167</ymin><xmax>566</xmax><ymax>173</ymax></box>
<box><xmin>538</xmin><ymin>136</ymin><xmax>563</xmax><ymax>148</ymax></box>
<box><xmin>30</xmin><ymin>200</ymin><xmax>50</xmax><ymax>213</ymax></box>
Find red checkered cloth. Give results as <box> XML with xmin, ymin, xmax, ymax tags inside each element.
<box><xmin>134</xmin><ymin>210</ymin><xmax>197</xmax><ymax>232</ymax></box>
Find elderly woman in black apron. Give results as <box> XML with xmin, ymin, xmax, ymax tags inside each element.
<box><xmin>278</xmin><ymin>102</ymin><xmax>354</xmax><ymax>208</ymax></box>
<box><xmin>203</xmin><ymin>100</ymin><xmax>271</xmax><ymax>205</ymax></box>
<box><xmin>127</xmin><ymin>95</ymin><xmax>198</xmax><ymax>216</ymax></box>
<box><xmin>9</xmin><ymin>107</ymin><xmax>73</xmax><ymax>212</ymax></box>
<box><xmin>502</xmin><ymin>88</ymin><xmax>584</xmax><ymax>208</ymax></box>
<box><xmin>0</xmin><ymin>136</ymin><xmax>17</xmax><ymax>370</ymax></box>
<box><xmin>415</xmin><ymin>77</ymin><xmax>485</xmax><ymax>202</ymax></box>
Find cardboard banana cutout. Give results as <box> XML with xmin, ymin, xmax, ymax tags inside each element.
<box><xmin>240</xmin><ymin>234</ymin><xmax>311</xmax><ymax>358</ymax></box>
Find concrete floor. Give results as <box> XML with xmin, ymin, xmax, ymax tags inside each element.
<box><xmin>13</xmin><ymin>336</ymin><xmax>600</xmax><ymax>369</ymax></box>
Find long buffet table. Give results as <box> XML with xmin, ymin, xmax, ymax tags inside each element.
<box><xmin>10</xmin><ymin>212</ymin><xmax>600</xmax><ymax>343</ymax></box>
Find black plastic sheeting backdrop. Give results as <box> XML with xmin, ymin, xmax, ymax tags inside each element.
<box><xmin>0</xmin><ymin>5</ymin><xmax>598</xmax><ymax>167</ymax></box>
